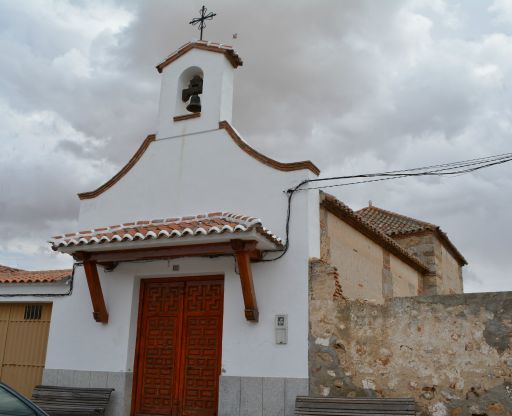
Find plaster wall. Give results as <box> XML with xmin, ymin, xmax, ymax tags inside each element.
<box><xmin>322</xmin><ymin>209</ymin><xmax>421</xmax><ymax>302</ymax></box>
<box><xmin>48</xmin><ymin>45</ymin><xmax>320</xmax><ymax>391</ymax></box>
<box><xmin>78</xmin><ymin>128</ymin><xmax>315</xmax><ymax>246</ymax></box>
<box><xmin>309</xmin><ymin>264</ymin><xmax>512</xmax><ymax>416</ymax></box>
<box><xmin>64</xmin><ymin>126</ymin><xmax>319</xmax><ymax>379</ymax></box>
<box><xmin>439</xmin><ymin>242</ymin><xmax>463</xmax><ymax>294</ymax></box>
<box><xmin>389</xmin><ymin>255</ymin><xmax>421</xmax><ymax>297</ymax></box>
<box><xmin>324</xmin><ymin>210</ymin><xmax>384</xmax><ymax>302</ymax></box>
<box><xmin>46</xmin><ymin>249</ymin><xmax>313</xmax><ymax>378</ymax></box>
<box><xmin>156</xmin><ymin>48</ymin><xmax>234</xmax><ymax>139</ymax></box>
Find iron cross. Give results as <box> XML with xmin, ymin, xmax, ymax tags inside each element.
<box><xmin>189</xmin><ymin>5</ymin><xmax>216</xmax><ymax>41</ymax></box>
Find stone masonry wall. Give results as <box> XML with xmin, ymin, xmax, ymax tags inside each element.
<box><xmin>394</xmin><ymin>232</ymin><xmax>463</xmax><ymax>295</ymax></box>
<box><xmin>309</xmin><ymin>260</ymin><xmax>512</xmax><ymax>415</ymax></box>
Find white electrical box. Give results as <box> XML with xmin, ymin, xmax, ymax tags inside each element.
<box><xmin>275</xmin><ymin>314</ymin><xmax>288</xmax><ymax>344</ymax></box>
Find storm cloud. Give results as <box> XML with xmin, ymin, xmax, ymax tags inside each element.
<box><xmin>0</xmin><ymin>0</ymin><xmax>511</xmax><ymax>291</ymax></box>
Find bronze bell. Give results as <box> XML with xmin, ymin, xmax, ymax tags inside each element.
<box><xmin>186</xmin><ymin>94</ymin><xmax>201</xmax><ymax>113</ymax></box>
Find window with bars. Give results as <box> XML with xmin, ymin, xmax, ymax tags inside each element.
<box><xmin>24</xmin><ymin>304</ymin><xmax>42</xmax><ymax>320</ymax></box>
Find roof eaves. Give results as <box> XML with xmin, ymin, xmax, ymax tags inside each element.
<box><xmin>156</xmin><ymin>41</ymin><xmax>243</xmax><ymax>73</ymax></box>
<box><xmin>50</xmin><ymin>212</ymin><xmax>284</xmax><ymax>251</ymax></box>
<box><xmin>358</xmin><ymin>206</ymin><xmax>438</xmax><ymax>232</ymax></box>
<box><xmin>0</xmin><ymin>268</ymin><xmax>72</xmax><ymax>284</ymax></box>
<box><xmin>359</xmin><ymin>206</ymin><xmax>467</xmax><ymax>267</ymax></box>
<box><xmin>434</xmin><ymin>228</ymin><xmax>468</xmax><ymax>266</ymax></box>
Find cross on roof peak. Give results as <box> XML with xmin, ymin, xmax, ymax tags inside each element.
<box><xmin>189</xmin><ymin>5</ymin><xmax>216</xmax><ymax>41</ymax></box>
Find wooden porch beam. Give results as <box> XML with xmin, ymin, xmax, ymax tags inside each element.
<box><xmin>76</xmin><ymin>241</ymin><xmax>260</xmax><ymax>264</ymax></box>
<box><xmin>83</xmin><ymin>260</ymin><xmax>109</xmax><ymax>324</ymax></box>
<box><xmin>232</xmin><ymin>240</ymin><xmax>259</xmax><ymax>322</ymax></box>
<box><xmin>75</xmin><ymin>240</ymin><xmax>262</xmax><ymax>323</ymax></box>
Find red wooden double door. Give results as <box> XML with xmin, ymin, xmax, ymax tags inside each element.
<box><xmin>133</xmin><ymin>277</ymin><xmax>224</xmax><ymax>416</ymax></box>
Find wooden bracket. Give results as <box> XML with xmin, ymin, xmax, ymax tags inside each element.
<box><xmin>75</xmin><ymin>239</ymin><xmax>262</xmax><ymax>323</ymax></box>
<box><xmin>83</xmin><ymin>259</ymin><xmax>109</xmax><ymax>324</ymax></box>
<box><xmin>232</xmin><ymin>240</ymin><xmax>259</xmax><ymax>322</ymax></box>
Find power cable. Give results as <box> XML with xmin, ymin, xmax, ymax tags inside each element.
<box><xmin>261</xmin><ymin>151</ymin><xmax>512</xmax><ymax>262</ymax></box>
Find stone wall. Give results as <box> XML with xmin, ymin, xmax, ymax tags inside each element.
<box><xmin>394</xmin><ymin>232</ymin><xmax>463</xmax><ymax>295</ymax></box>
<box><xmin>309</xmin><ymin>261</ymin><xmax>512</xmax><ymax>415</ymax></box>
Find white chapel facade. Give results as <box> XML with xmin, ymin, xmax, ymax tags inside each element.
<box><xmin>47</xmin><ymin>41</ymin><xmax>320</xmax><ymax>416</ymax></box>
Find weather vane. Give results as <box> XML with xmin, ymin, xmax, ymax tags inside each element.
<box><xmin>189</xmin><ymin>5</ymin><xmax>216</xmax><ymax>41</ymax></box>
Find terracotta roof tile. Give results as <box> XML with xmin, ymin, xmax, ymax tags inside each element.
<box><xmin>50</xmin><ymin>213</ymin><xmax>283</xmax><ymax>250</ymax></box>
<box><xmin>356</xmin><ymin>205</ymin><xmax>467</xmax><ymax>266</ymax></box>
<box><xmin>0</xmin><ymin>265</ymin><xmax>71</xmax><ymax>284</ymax></box>
<box><xmin>356</xmin><ymin>206</ymin><xmax>436</xmax><ymax>236</ymax></box>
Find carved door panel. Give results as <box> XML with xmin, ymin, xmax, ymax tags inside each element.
<box><xmin>134</xmin><ymin>281</ymin><xmax>185</xmax><ymax>415</ymax></box>
<box><xmin>181</xmin><ymin>281</ymin><xmax>224</xmax><ymax>416</ymax></box>
<box><xmin>133</xmin><ymin>278</ymin><xmax>223</xmax><ymax>416</ymax></box>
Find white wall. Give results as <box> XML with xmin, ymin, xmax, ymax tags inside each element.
<box><xmin>47</xmin><ymin>45</ymin><xmax>320</xmax><ymax>380</ymax></box>
<box><xmin>78</xmin><ymin>128</ymin><xmax>315</xmax><ymax>247</ymax></box>
<box><xmin>156</xmin><ymin>48</ymin><xmax>234</xmax><ymax>139</ymax></box>
<box><xmin>47</xmin><ymin>250</ymin><xmax>313</xmax><ymax>378</ymax></box>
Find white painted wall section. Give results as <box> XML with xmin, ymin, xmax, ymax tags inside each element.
<box><xmin>47</xmin><ymin>43</ymin><xmax>321</xmax><ymax>380</ymax></box>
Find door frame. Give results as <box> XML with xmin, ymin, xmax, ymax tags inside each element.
<box><xmin>131</xmin><ymin>275</ymin><xmax>225</xmax><ymax>416</ymax></box>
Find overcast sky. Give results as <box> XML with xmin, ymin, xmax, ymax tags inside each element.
<box><xmin>0</xmin><ymin>0</ymin><xmax>511</xmax><ymax>292</ymax></box>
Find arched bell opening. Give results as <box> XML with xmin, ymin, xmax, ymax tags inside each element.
<box><xmin>175</xmin><ymin>66</ymin><xmax>204</xmax><ymax>117</ymax></box>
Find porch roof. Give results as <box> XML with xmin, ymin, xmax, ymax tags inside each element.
<box><xmin>50</xmin><ymin>213</ymin><xmax>275</xmax><ymax>324</ymax></box>
<box><xmin>50</xmin><ymin>212</ymin><xmax>283</xmax><ymax>253</ymax></box>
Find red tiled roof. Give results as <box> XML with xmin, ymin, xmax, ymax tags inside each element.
<box><xmin>0</xmin><ymin>265</ymin><xmax>71</xmax><ymax>283</ymax></box>
<box><xmin>357</xmin><ymin>205</ymin><xmax>467</xmax><ymax>266</ymax></box>
<box><xmin>320</xmin><ymin>193</ymin><xmax>431</xmax><ymax>274</ymax></box>
<box><xmin>156</xmin><ymin>41</ymin><xmax>243</xmax><ymax>73</ymax></box>
<box><xmin>51</xmin><ymin>213</ymin><xmax>283</xmax><ymax>250</ymax></box>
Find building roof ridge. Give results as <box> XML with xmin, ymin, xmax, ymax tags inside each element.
<box><xmin>356</xmin><ymin>203</ymin><xmax>467</xmax><ymax>266</ymax></box>
<box><xmin>357</xmin><ymin>205</ymin><xmax>437</xmax><ymax>230</ymax></box>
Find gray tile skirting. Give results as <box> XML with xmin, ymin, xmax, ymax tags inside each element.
<box><xmin>219</xmin><ymin>376</ymin><xmax>308</xmax><ymax>416</ymax></box>
<box><xmin>42</xmin><ymin>369</ymin><xmax>132</xmax><ymax>416</ymax></box>
<box><xmin>43</xmin><ymin>371</ymin><xmax>306</xmax><ymax>416</ymax></box>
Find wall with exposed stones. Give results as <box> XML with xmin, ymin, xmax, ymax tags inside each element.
<box><xmin>309</xmin><ymin>259</ymin><xmax>512</xmax><ymax>415</ymax></box>
<box><xmin>394</xmin><ymin>232</ymin><xmax>463</xmax><ymax>295</ymax></box>
<box><xmin>320</xmin><ymin>208</ymin><xmax>422</xmax><ymax>302</ymax></box>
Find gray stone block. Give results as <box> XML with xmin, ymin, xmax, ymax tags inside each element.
<box><xmin>42</xmin><ymin>369</ymin><xmax>59</xmax><ymax>385</ymax></box>
<box><xmin>263</xmin><ymin>378</ymin><xmax>285</xmax><ymax>416</ymax></box>
<box><xmin>219</xmin><ymin>376</ymin><xmax>241</xmax><ymax>416</ymax></box>
<box><xmin>90</xmin><ymin>371</ymin><xmax>108</xmax><ymax>388</ymax></box>
<box><xmin>284</xmin><ymin>378</ymin><xmax>308</xmax><ymax>416</ymax></box>
<box><xmin>105</xmin><ymin>372</ymin><xmax>133</xmax><ymax>416</ymax></box>
<box><xmin>58</xmin><ymin>369</ymin><xmax>74</xmax><ymax>387</ymax></box>
<box><xmin>72</xmin><ymin>370</ymin><xmax>91</xmax><ymax>387</ymax></box>
<box><xmin>241</xmin><ymin>377</ymin><xmax>262</xmax><ymax>416</ymax></box>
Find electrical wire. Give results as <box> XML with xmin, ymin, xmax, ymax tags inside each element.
<box><xmin>261</xmin><ymin>151</ymin><xmax>512</xmax><ymax>262</ymax></box>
